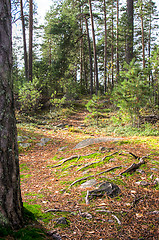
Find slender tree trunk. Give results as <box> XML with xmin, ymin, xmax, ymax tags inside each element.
<box><xmin>0</xmin><ymin>0</ymin><xmax>23</xmax><ymax>229</ymax></box>
<box><xmin>88</xmin><ymin>0</ymin><xmax>99</xmax><ymax>95</ymax></box>
<box><xmin>103</xmin><ymin>0</ymin><xmax>107</xmax><ymax>92</ymax></box>
<box><xmin>111</xmin><ymin>7</ymin><xmax>114</xmax><ymax>89</ymax></box>
<box><xmin>84</xmin><ymin>16</ymin><xmax>93</xmax><ymax>95</ymax></box>
<box><xmin>126</xmin><ymin>0</ymin><xmax>134</xmax><ymax>63</ymax></box>
<box><xmin>29</xmin><ymin>0</ymin><xmax>33</xmax><ymax>82</ymax></box>
<box><xmin>148</xmin><ymin>13</ymin><xmax>152</xmax><ymax>84</ymax></box>
<box><xmin>20</xmin><ymin>0</ymin><xmax>28</xmax><ymax>81</ymax></box>
<box><xmin>80</xmin><ymin>8</ymin><xmax>83</xmax><ymax>90</ymax></box>
<box><xmin>116</xmin><ymin>0</ymin><xmax>119</xmax><ymax>78</ymax></box>
<box><xmin>140</xmin><ymin>4</ymin><xmax>145</xmax><ymax>68</ymax></box>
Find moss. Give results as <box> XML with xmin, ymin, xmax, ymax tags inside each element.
<box><xmin>13</xmin><ymin>227</ymin><xmax>46</xmax><ymax>239</ymax></box>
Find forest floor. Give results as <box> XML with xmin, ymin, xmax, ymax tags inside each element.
<box><xmin>4</xmin><ymin>107</ymin><xmax>159</xmax><ymax>240</ymax></box>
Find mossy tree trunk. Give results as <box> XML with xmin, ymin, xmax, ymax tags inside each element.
<box><xmin>0</xmin><ymin>0</ymin><xmax>23</xmax><ymax>229</ymax></box>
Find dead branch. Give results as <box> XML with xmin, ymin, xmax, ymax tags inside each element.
<box><xmin>118</xmin><ymin>159</ymin><xmax>145</xmax><ymax>176</ymax></box>
<box><xmin>111</xmin><ymin>214</ymin><xmax>121</xmax><ymax>225</ymax></box>
<box><xmin>118</xmin><ymin>154</ymin><xmax>151</xmax><ymax>176</ymax></box>
<box><xmin>51</xmin><ymin>155</ymin><xmax>79</xmax><ymax>168</ymax></box>
<box><xmin>69</xmin><ymin>166</ymin><xmax>122</xmax><ymax>188</ymax></box>
<box><xmin>45</xmin><ymin>209</ymin><xmax>72</xmax><ymax>213</ymax></box>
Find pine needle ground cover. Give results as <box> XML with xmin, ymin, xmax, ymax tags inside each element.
<box><xmin>5</xmin><ymin>109</ymin><xmax>158</xmax><ymax>239</ymax></box>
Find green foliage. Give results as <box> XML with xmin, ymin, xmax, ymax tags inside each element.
<box><xmin>18</xmin><ymin>79</ymin><xmax>42</xmax><ymax>113</ymax></box>
<box><xmin>113</xmin><ymin>60</ymin><xmax>152</xmax><ymax>126</ymax></box>
<box><xmin>86</xmin><ymin>95</ymin><xmax>107</xmax><ymax>126</ymax></box>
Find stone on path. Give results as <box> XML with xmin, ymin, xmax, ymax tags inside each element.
<box><xmin>17</xmin><ymin>136</ymin><xmax>28</xmax><ymax>142</ymax></box>
<box><xmin>55</xmin><ymin>217</ymin><xmax>68</xmax><ymax>225</ymax></box>
<box><xmin>73</xmin><ymin>137</ymin><xmax>122</xmax><ymax>149</ymax></box>
<box><xmin>19</xmin><ymin>143</ymin><xmax>31</xmax><ymax>148</ymax></box>
<box><xmin>37</xmin><ymin>137</ymin><xmax>51</xmax><ymax>146</ymax></box>
<box><xmin>80</xmin><ymin>179</ymin><xmax>97</xmax><ymax>189</ymax></box>
<box><xmin>88</xmin><ymin>181</ymin><xmax>121</xmax><ymax>199</ymax></box>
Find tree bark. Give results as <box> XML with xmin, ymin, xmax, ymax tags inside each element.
<box><xmin>116</xmin><ymin>0</ymin><xmax>119</xmax><ymax>78</ymax></box>
<box><xmin>103</xmin><ymin>0</ymin><xmax>107</xmax><ymax>92</ymax></box>
<box><xmin>140</xmin><ymin>4</ymin><xmax>145</xmax><ymax>68</ymax></box>
<box><xmin>0</xmin><ymin>0</ymin><xmax>23</xmax><ymax>229</ymax></box>
<box><xmin>29</xmin><ymin>0</ymin><xmax>33</xmax><ymax>82</ymax></box>
<box><xmin>20</xmin><ymin>0</ymin><xmax>28</xmax><ymax>81</ymax></box>
<box><xmin>111</xmin><ymin>7</ymin><xmax>114</xmax><ymax>89</ymax></box>
<box><xmin>84</xmin><ymin>15</ymin><xmax>93</xmax><ymax>95</ymax></box>
<box><xmin>126</xmin><ymin>0</ymin><xmax>134</xmax><ymax>64</ymax></box>
<box><xmin>88</xmin><ymin>0</ymin><xmax>99</xmax><ymax>95</ymax></box>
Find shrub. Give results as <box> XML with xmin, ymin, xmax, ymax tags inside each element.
<box><xmin>18</xmin><ymin>79</ymin><xmax>42</xmax><ymax>113</ymax></box>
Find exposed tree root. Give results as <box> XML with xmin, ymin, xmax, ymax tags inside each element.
<box><xmin>118</xmin><ymin>154</ymin><xmax>151</xmax><ymax>176</ymax></box>
<box><xmin>69</xmin><ymin>166</ymin><xmax>122</xmax><ymax>188</ymax></box>
<box><xmin>77</xmin><ymin>152</ymin><xmax>119</xmax><ymax>172</ymax></box>
<box><xmin>51</xmin><ymin>152</ymin><xmax>98</xmax><ymax>168</ymax></box>
<box><xmin>51</xmin><ymin>155</ymin><xmax>79</xmax><ymax>168</ymax></box>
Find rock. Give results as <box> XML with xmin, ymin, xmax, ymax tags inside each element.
<box><xmin>80</xmin><ymin>212</ymin><xmax>92</xmax><ymax>219</ymax></box>
<box><xmin>19</xmin><ymin>143</ymin><xmax>31</xmax><ymax>148</ymax></box>
<box><xmin>88</xmin><ymin>181</ymin><xmax>121</xmax><ymax>199</ymax></box>
<box><xmin>135</xmin><ymin>181</ymin><xmax>149</xmax><ymax>186</ymax></box>
<box><xmin>150</xmin><ymin>168</ymin><xmax>158</xmax><ymax>172</ymax></box>
<box><xmin>80</xmin><ymin>179</ymin><xmax>97</xmax><ymax>189</ymax></box>
<box><xmin>109</xmin><ymin>158</ymin><xmax>116</xmax><ymax>162</ymax></box>
<box><xmin>17</xmin><ymin>136</ymin><xmax>28</xmax><ymax>142</ymax></box>
<box><xmin>99</xmin><ymin>147</ymin><xmax>106</xmax><ymax>152</ymax></box>
<box><xmin>73</xmin><ymin>137</ymin><xmax>122</xmax><ymax>149</ymax></box>
<box><xmin>37</xmin><ymin>137</ymin><xmax>51</xmax><ymax>146</ymax></box>
<box><xmin>154</xmin><ymin>178</ymin><xmax>159</xmax><ymax>185</ymax></box>
<box><xmin>136</xmin><ymin>169</ymin><xmax>145</xmax><ymax>174</ymax></box>
<box><xmin>56</xmin><ymin>217</ymin><xmax>68</xmax><ymax>225</ymax></box>
<box><xmin>58</xmin><ymin>146</ymin><xmax>68</xmax><ymax>151</ymax></box>
<box><xmin>47</xmin><ymin>231</ymin><xmax>62</xmax><ymax>240</ymax></box>
<box><xmin>56</xmin><ymin>123</ymin><xmax>67</xmax><ymax>128</ymax></box>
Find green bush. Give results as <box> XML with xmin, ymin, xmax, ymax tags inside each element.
<box><xmin>113</xmin><ymin>60</ymin><xmax>152</xmax><ymax>127</ymax></box>
<box><xmin>18</xmin><ymin>79</ymin><xmax>42</xmax><ymax>113</ymax></box>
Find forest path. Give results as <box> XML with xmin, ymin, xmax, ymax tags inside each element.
<box><xmin>17</xmin><ymin>110</ymin><xmax>159</xmax><ymax>240</ymax></box>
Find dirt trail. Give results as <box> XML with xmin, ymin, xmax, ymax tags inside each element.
<box><xmin>18</xmin><ymin>111</ymin><xmax>159</xmax><ymax>240</ymax></box>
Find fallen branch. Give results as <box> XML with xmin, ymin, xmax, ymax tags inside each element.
<box><xmin>69</xmin><ymin>165</ymin><xmax>122</xmax><ymax>188</ymax></box>
<box><xmin>111</xmin><ymin>214</ymin><xmax>121</xmax><ymax>225</ymax></box>
<box><xmin>51</xmin><ymin>155</ymin><xmax>79</xmax><ymax>168</ymax></box>
<box><xmin>95</xmin><ymin>210</ymin><xmax>121</xmax><ymax>224</ymax></box>
<box><xmin>118</xmin><ymin>159</ymin><xmax>146</xmax><ymax>176</ymax></box>
<box><xmin>45</xmin><ymin>209</ymin><xmax>72</xmax><ymax>213</ymax></box>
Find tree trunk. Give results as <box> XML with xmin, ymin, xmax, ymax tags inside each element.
<box><xmin>20</xmin><ymin>0</ymin><xmax>28</xmax><ymax>81</ymax></box>
<box><xmin>84</xmin><ymin>16</ymin><xmax>93</xmax><ymax>95</ymax></box>
<box><xmin>29</xmin><ymin>0</ymin><xmax>33</xmax><ymax>82</ymax></box>
<box><xmin>111</xmin><ymin>7</ymin><xmax>114</xmax><ymax>89</ymax></box>
<box><xmin>148</xmin><ymin>12</ymin><xmax>152</xmax><ymax>84</ymax></box>
<box><xmin>103</xmin><ymin>0</ymin><xmax>107</xmax><ymax>92</ymax></box>
<box><xmin>0</xmin><ymin>0</ymin><xmax>23</xmax><ymax>229</ymax></box>
<box><xmin>140</xmin><ymin>4</ymin><xmax>145</xmax><ymax>68</ymax></box>
<box><xmin>116</xmin><ymin>0</ymin><xmax>119</xmax><ymax>78</ymax></box>
<box><xmin>126</xmin><ymin>0</ymin><xmax>134</xmax><ymax>64</ymax></box>
<box><xmin>88</xmin><ymin>0</ymin><xmax>99</xmax><ymax>95</ymax></box>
